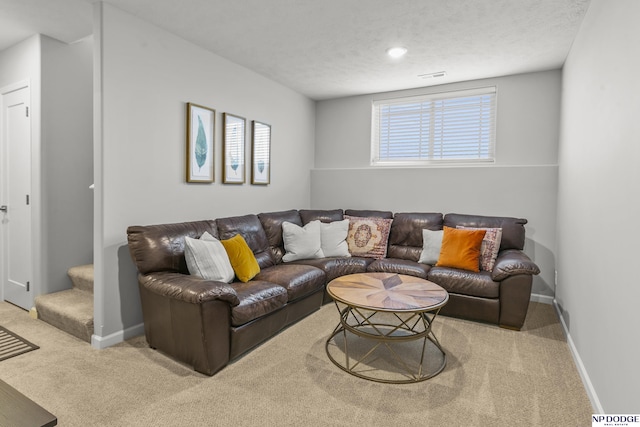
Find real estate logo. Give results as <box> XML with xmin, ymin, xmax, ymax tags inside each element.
<box><xmin>593</xmin><ymin>415</ymin><xmax>640</xmax><ymax>426</ymax></box>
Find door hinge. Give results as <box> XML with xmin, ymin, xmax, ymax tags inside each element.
<box><xmin>26</xmin><ymin>106</ymin><xmax>29</xmax><ymax>117</ymax></box>
<box><xmin>26</xmin><ymin>194</ymin><xmax>29</xmax><ymax>205</ymax></box>
<box><xmin>26</xmin><ymin>281</ymin><xmax>30</xmax><ymax>292</ymax></box>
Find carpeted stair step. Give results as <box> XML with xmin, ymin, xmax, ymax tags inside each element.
<box><xmin>34</xmin><ymin>289</ymin><xmax>93</xmax><ymax>343</ymax></box>
<box><xmin>33</xmin><ymin>264</ymin><xmax>94</xmax><ymax>343</ymax></box>
<box><xmin>68</xmin><ymin>264</ymin><xmax>94</xmax><ymax>293</ymax></box>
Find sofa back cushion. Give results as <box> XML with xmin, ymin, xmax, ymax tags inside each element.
<box><xmin>299</xmin><ymin>209</ymin><xmax>343</xmax><ymax>225</ymax></box>
<box><xmin>443</xmin><ymin>213</ymin><xmax>527</xmax><ymax>251</ymax></box>
<box><xmin>258</xmin><ymin>210</ymin><xmax>303</xmax><ymax>264</ymax></box>
<box><xmin>216</xmin><ymin>214</ymin><xmax>275</xmax><ymax>269</ymax></box>
<box><xmin>344</xmin><ymin>209</ymin><xmax>393</xmax><ymax>219</ymax></box>
<box><xmin>127</xmin><ymin>220</ymin><xmax>218</xmax><ymax>275</ymax></box>
<box><xmin>387</xmin><ymin>213</ymin><xmax>444</xmax><ymax>261</ymax></box>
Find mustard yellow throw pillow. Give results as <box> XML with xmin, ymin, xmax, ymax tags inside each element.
<box><xmin>435</xmin><ymin>226</ymin><xmax>487</xmax><ymax>272</ymax></box>
<box><xmin>221</xmin><ymin>234</ymin><xmax>260</xmax><ymax>282</ymax></box>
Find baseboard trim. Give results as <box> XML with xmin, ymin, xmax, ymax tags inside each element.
<box><xmin>553</xmin><ymin>299</ymin><xmax>603</xmax><ymax>413</ymax></box>
<box><xmin>530</xmin><ymin>293</ymin><xmax>554</xmax><ymax>304</ymax></box>
<box><xmin>91</xmin><ymin>323</ymin><xmax>144</xmax><ymax>349</ymax></box>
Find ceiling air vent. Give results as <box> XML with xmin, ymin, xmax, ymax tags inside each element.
<box><xmin>418</xmin><ymin>71</ymin><xmax>447</xmax><ymax>79</ymax></box>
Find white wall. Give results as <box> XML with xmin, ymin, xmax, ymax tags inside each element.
<box><xmin>93</xmin><ymin>3</ymin><xmax>316</xmax><ymax>346</ymax></box>
<box><xmin>313</xmin><ymin>70</ymin><xmax>561</xmax><ymax>297</ymax></box>
<box><xmin>0</xmin><ymin>35</ymin><xmax>39</xmax><ymax>86</ymax></box>
<box><xmin>41</xmin><ymin>35</ymin><xmax>94</xmax><ymax>294</ymax></box>
<box><xmin>557</xmin><ymin>0</ymin><xmax>640</xmax><ymax>413</ymax></box>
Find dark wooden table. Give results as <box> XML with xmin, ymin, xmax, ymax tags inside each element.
<box><xmin>0</xmin><ymin>378</ymin><xmax>57</xmax><ymax>427</ymax></box>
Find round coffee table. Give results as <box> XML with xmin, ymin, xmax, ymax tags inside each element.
<box><xmin>325</xmin><ymin>272</ymin><xmax>449</xmax><ymax>383</ymax></box>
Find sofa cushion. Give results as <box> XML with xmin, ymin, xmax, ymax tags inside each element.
<box><xmin>299</xmin><ymin>209</ymin><xmax>343</xmax><ymax>225</ymax></box>
<box><xmin>282</xmin><ymin>221</ymin><xmax>324</xmax><ymax>262</ymax></box>
<box><xmin>255</xmin><ymin>264</ymin><xmax>325</xmax><ymax>301</ymax></box>
<box><xmin>457</xmin><ymin>226</ymin><xmax>503</xmax><ymax>271</ymax></box>
<box><xmin>127</xmin><ymin>220</ymin><xmax>218</xmax><ymax>275</ymax></box>
<box><xmin>345</xmin><ymin>215</ymin><xmax>393</xmax><ymax>259</ymax></box>
<box><xmin>444</xmin><ymin>213</ymin><xmax>527</xmax><ymax>251</ymax></box>
<box><xmin>320</xmin><ymin>219</ymin><xmax>351</xmax><ymax>257</ymax></box>
<box><xmin>184</xmin><ymin>232</ymin><xmax>235</xmax><ymax>283</ymax></box>
<box><xmin>230</xmin><ymin>280</ymin><xmax>289</xmax><ymax>326</ymax></box>
<box><xmin>216</xmin><ymin>214</ymin><xmax>275</xmax><ymax>269</ymax></box>
<box><xmin>344</xmin><ymin>209</ymin><xmax>393</xmax><ymax>219</ymax></box>
<box><xmin>258</xmin><ymin>210</ymin><xmax>302</xmax><ymax>264</ymax></box>
<box><xmin>418</xmin><ymin>229</ymin><xmax>444</xmax><ymax>265</ymax></box>
<box><xmin>367</xmin><ymin>258</ymin><xmax>431</xmax><ymax>279</ymax></box>
<box><xmin>428</xmin><ymin>267</ymin><xmax>499</xmax><ymax>298</ymax></box>
<box><xmin>387</xmin><ymin>213</ymin><xmax>444</xmax><ymax>261</ymax></box>
<box><xmin>139</xmin><ymin>271</ymin><xmax>240</xmax><ymax>305</ymax></box>
<box><xmin>221</xmin><ymin>234</ymin><xmax>261</xmax><ymax>282</ymax></box>
<box><xmin>292</xmin><ymin>257</ymin><xmax>372</xmax><ymax>283</ymax></box>
<box><xmin>435</xmin><ymin>227</ymin><xmax>486</xmax><ymax>272</ymax></box>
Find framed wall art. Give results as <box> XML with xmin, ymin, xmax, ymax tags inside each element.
<box><xmin>222</xmin><ymin>113</ymin><xmax>246</xmax><ymax>184</ymax></box>
<box><xmin>251</xmin><ymin>121</ymin><xmax>271</xmax><ymax>185</ymax></box>
<box><xmin>186</xmin><ymin>102</ymin><xmax>215</xmax><ymax>183</ymax></box>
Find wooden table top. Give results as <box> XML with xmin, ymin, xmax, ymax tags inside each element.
<box><xmin>0</xmin><ymin>378</ymin><xmax>57</xmax><ymax>427</ymax></box>
<box><xmin>326</xmin><ymin>272</ymin><xmax>448</xmax><ymax>312</ymax></box>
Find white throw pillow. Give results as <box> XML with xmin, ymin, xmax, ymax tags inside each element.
<box><xmin>185</xmin><ymin>232</ymin><xmax>235</xmax><ymax>283</ymax></box>
<box><xmin>418</xmin><ymin>229</ymin><xmax>444</xmax><ymax>265</ymax></box>
<box><xmin>319</xmin><ymin>219</ymin><xmax>351</xmax><ymax>257</ymax></box>
<box><xmin>282</xmin><ymin>220</ymin><xmax>324</xmax><ymax>262</ymax></box>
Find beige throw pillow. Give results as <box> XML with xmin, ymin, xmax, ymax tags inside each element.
<box><xmin>184</xmin><ymin>231</ymin><xmax>235</xmax><ymax>283</ymax></box>
<box><xmin>418</xmin><ymin>229</ymin><xmax>444</xmax><ymax>265</ymax></box>
<box><xmin>319</xmin><ymin>219</ymin><xmax>351</xmax><ymax>257</ymax></box>
<box><xmin>282</xmin><ymin>220</ymin><xmax>324</xmax><ymax>262</ymax></box>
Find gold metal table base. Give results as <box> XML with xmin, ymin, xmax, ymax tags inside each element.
<box><xmin>325</xmin><ymin>303</ymin><xmax>446</xmax><ymax>384</ymax></box>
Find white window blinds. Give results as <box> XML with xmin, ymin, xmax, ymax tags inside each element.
<box><xmin>371</xmin><ymin>87</ymin><xmax>496</xmax><ymax>164</ymax></box>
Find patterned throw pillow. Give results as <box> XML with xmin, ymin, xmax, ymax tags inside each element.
<box><xmin>456</xmin><ymin>226</ymin><xmax>503</xmax><ymax>271</ymax></box>
<box><xmin>345</xmin><ymin>216</ymin><xmax>393</xmax><ymax>259</ymax></box>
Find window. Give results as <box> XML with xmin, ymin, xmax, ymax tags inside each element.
<box><xmin>371</xmin><ymin>87</ymin><xmax>496</xmax><ymax>165</ymax></box>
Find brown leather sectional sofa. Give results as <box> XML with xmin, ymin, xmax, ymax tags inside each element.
<box><xmin>126</xmin><ymin>209</ymin><xmax>540</xmax><ymax>376</ymax></box>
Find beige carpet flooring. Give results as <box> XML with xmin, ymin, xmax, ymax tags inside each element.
<box><xmin>0</xmin><ymin>301</ymin><xmax>593</xmax><ymax>426</ymax></box>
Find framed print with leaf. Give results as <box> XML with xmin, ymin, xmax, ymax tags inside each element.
<box><xmin>251</xmin><ymin>121</ymin><xmax>271</xmax><ymax>185</ymax></box>
<box><xmin>222</xmin><ymin>113</ymin><xmax>246</xmax><ymax>184</ymax></box>
<box><xmin>186</xmin><ymin>103</ymin><xmax>215</xmax><ymax>183</ymax></box>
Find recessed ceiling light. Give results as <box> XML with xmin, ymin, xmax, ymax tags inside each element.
<box><xmin>386</xmin><ymin>47</ymin><xmax>408</xmax><ymax>58</ymax></box>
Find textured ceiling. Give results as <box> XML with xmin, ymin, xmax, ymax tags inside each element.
<box><xmin>0</xmin><ymin>0</ymin><xmax>591</xmax><ymax>100</ymax></box>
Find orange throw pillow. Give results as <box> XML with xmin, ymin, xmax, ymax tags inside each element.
<box><xmin>220</xmin><ymin>234</ymin><xmax>261</xmax><ymax>282</ymax></box>
<box><xmin>435</xmin><ymin>226</ymin><xmax>487</xmax><ymax>272</ymax></box>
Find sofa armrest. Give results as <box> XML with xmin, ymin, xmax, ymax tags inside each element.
<box><xmin>139</xmin><ymin>271</ymin><xmax>240</xmax><ymax>306</ymax></box>
<box><xmin>491</xmin><ymin>250</ymin><xmax>540</xmax><ymax>281</ymax></box>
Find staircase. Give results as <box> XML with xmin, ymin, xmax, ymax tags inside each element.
<box><xmin>34</xmin><ymin>264</ymin><xmax>94</xmax><ymax>343</ymax></box>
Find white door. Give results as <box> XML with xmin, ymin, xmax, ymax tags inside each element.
<box><xmin>1</xmin><ymin>84</ymin><xmax>32</xmax><ymax>310</ymax></box>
